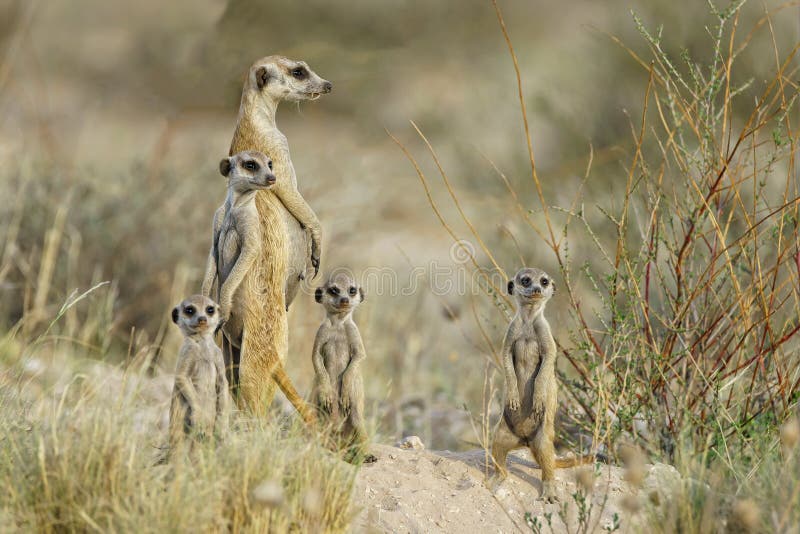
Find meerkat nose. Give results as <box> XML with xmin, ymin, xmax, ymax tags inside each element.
<box><xmin>340</xmin><ymin>297</ymin><xmax>350</xmax><ymax>305</ymax></box>
<box><xmin>197</xmin><ymin>316</ymin><xmax>208</xmax><ymax>325</ymax></box>
<box><xmin>322</xmin><ymin>81</ymin><xmax>332</xmax><ymax>93</ymax></box>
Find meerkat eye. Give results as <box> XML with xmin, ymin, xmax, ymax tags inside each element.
<box><xmin>267</xmin><ymin>160</ymin><xmax>273</xmax><ymax>170</ymax></box>
<box><xmin>206</xmin><ymin>306</ymin><xmax>215</xmax><ymax>315</ymax></box>
<box><xmin>329</xmin><ymin>286</ymin><xmax>340</xmax><ymax>296</ymax></box>
<box><xmin>291</xmin><ymin>67</ymin><xmax>307</xmax><ymax>79</ymax></box>
<box><xmin>184</xmin><ymin>306</ymin><xmax>195</xmax><ymax>316</ymax></box>
<box><xmin>348</xmin><ymin>287</ymin><xmax>357</xmax><ymax>296</ymax></box>
<box><xmin>243</xmin><ymin>160</ymin><xmax>259</xmax><ymax>172</ymax></box>
<box><xmin>521</xmin><ymin>276</ymin><xmax>531</xmax><ymax>287</ymax></box>
<box><xmin>541</xmin><ymin>278</ymin><xmax>549</xmax><ymax>286</ymax></box>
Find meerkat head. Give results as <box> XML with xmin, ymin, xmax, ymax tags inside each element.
<box><xmin>507</xmin><ymin>267</ymin><xmax>555</xmax><ymax>308</ymax></box>
<box><xmin>219</xmin><ymin>151</ymin><xmax>276</xmax><ymax>193</ymax></box>
<box><xmin>315</xmin><ymin>272</ymin><xmax>364</xmax><ymax>316</ymax></box>
<box><xmin>172</xmin><ymin>295</ymin><xmax>220</xmax><ymax>337</ymax></box>
<box><xmin>248</xmin><ymin>55</ymin><xmax>332</xmax><ymax>103</ymax></box>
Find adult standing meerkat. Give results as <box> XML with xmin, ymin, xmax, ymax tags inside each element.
<box><xmin>312</xmin><ymin>272</ymin><xmax>376</xmax><ymax>463</ymax></box>
<box><xmin>490</xmin><ymin>267</ymin><xmax>591</xmax><ymax>502</ymax></box>
<box><xmin>169</xmin><ymin>295</ymin><xmax>229</xmax><ymax>459</ymax></box>
<box><xmin>201</xmin><ymin>151</ymin><xmax>315</xmax><ymax>424</ymax></box>
<box><xmin>228</xmin><ymin>56</ymin><xmax>331</xmax><ymax>414</ymax></box>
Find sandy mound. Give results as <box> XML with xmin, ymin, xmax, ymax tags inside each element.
<box><xmin>351</xmin><ymin>443</ymin><xmax>678</xmax><ymax>533</ymax></box>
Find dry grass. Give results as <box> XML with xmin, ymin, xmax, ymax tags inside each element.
<box><xmin>0</xmin><ymin>341</ymin><xmax>358</xmax><ymax>532</ymax></box>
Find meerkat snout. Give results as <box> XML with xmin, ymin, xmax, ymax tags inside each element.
<box><xmin>322</xmin><ymin>80</ymin><xmax>333</xmax><ymax>93</ymax></box>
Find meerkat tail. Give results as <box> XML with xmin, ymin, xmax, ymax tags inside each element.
<box><xmin>270</xmin><ymin>365</ymin><xmax>317</xmax><ymax>426</ymax></box>
<box><xmin>554</xmin><ymin>454</ymin><xmax>596</xmax><ymax>468</ymax></box>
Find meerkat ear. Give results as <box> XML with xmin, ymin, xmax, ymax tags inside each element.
<box><xmin>359</xmin><ymin>287</ymin><xmax>365</xmax><ymax>302</ymax></box>
<box><xmin>171</xmin><ymin>307</ymin><xmax>179</xmax><ymax>324</ymax></box>
<box><xmin>256</xmin><ymin>66</ymin><xmax>270</xmax><ymax>89</ymax></box>
<box><xmin>219</xmin><ymin>158</ymin><xmax>232</xmax><ymax>177</ymax></box>
<box><xmin>507</xmin><ymin>280</ymin><xmax>514</xmax><ymax>295</ymax></box>
<box><xmin>315</xmin><ymin>288</ymin><xmax>323</xmax><ymax>303</ymax></box>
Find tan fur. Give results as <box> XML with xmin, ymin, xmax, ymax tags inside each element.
<box><xmin>168</xmin><ymin>295</ymin><xmax>229</xmax><ymax>460</ymax></box>
<box><xmin>554</xmin><ymin>456</ymin><xmax>594</xmax><ymax>468</ymax></box>
<box><xmin>489</xmin><ymin>268</ymin><xmax>592</xmax><ymax>502</ymax></box>
<box><xmin>227</xmin><ymin>56</ymin><xmax>331</xmax><ymax>417</ymax></box>
<box><xmin>311</xmin><ymin>272</ymin><xmax>375</xmax><ymax>463</ymax></box>
<box><xmin>201</xmin><ymin>151</ymin><xmax>315</xmax><ymax>424</ymax></box>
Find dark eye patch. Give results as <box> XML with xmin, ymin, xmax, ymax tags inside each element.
<box><xmin>328</xmin><ymin>286</ymin><xmax>340</xmax><ymax>296</ymax></box>
<box><xmin>521</xmin><ymin>276</ymin><xmax>531</xmax><ymax>287</ymax></box>
<box><xmin>243</xmin><ymin>160</ymin><xmax>259</xmax><ymax>172</ymax></box>
<box><xmin>184</xmin><ymin>306</ymin><xmax>195</xmax><ymax>316</ymax></box>
<box><xmin>206</xmin><ymin>306</ymin><xmax>215</xmax><ymax>315</ymax></box>
<box><xmin>291</xmin><ymin>66</ymin><xmax>308</xmax><ymax>79</ymax></box>
<box><xmin>541</xmin><ymin>278</ymin><xmax>549</xmax><ymax>286</ymax></box>
<box><xmin>348</xmin><ymin>286</ymin><xmax>357</xmax><ymax>296</ymax></box>
<box><xmin>267</xmin><ymin>160</ymin><xmax>273</xmax><ymax>170</ymax></box>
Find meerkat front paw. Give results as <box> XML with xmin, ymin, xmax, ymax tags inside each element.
<box><xmin>339</xmin><ymin>392</ymin><xmax>351</xmax><ymax>413</ymax></box>
<box><xmin>318</xmin><ymin>387</ymin><xmax>334</xmax><ymax>411</ymax></box>
<box><xmin>310</xmin><ymin>238</ymin><xmax>321</xmax><ymax>278</ymax></box>
<box><xmin>540</xmin><ymin>481</ymin><xmax>558</xmax><ymax>503</ymax></box>
<box><xmin>311</xmin><ymin>254</ymin><xmax>320</xmax><ymax>278</ymax></box>
<box><xmin>215</xmin><ymin>318</ymin><xmax>226</xmax><ymax>335</ymax></box>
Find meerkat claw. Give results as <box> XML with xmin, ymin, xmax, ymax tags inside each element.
<box><xmin>541</xmin><ymin>481</ymin><xmax>559</xmax><ymax>503</ymax></box>
<box><xmin>214</xmin><ymin>319</ymin><xmax>226</xmax><ymax>336</ymax></box>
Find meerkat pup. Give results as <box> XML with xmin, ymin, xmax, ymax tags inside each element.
<box><xmin>312</xmin><ymin>272</ymin><xmax>376</xmax><ymax>463</ymax></box>
<box><xmin>169</xmin><ymin>295</ymin><xmax>229</xmax><ymax>458</ymax></box>
<box><xmin>489</xmin><ymin>267</ymin><xmax>582</xmax><ymax>502</ymax></box>
<box><xmin>202</xmin><ymin>150</ymin><xmax>315</xmax><ymax>424</ymax></box>
<box><xmin>202</xmin><ymin>150</ymin><xmax>276</xmax><ymax>337</ymax></box>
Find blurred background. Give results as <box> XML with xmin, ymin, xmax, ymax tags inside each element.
<box><xmin>0</xmin><ymin>0</ymin><xmax>797</xmax><ymax>449</ymax></box>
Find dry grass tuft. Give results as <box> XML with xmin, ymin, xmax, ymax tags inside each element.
<box><xmin>0</xmin><ymin>351</ymin><xmax>357</xmax><ymax>532</ymax></box>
